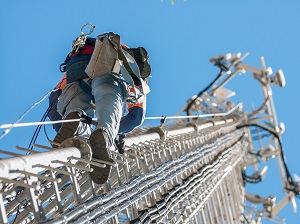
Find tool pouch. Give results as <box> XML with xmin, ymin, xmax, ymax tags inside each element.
<box><xmin>85</xmin><ymin>33</ymin><xmax>120</xmax><ymax>78</ymax></box>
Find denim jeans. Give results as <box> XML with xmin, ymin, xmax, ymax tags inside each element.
<box><xmin>57</xmin><ymin>73</ymin><xmax>128</xmax><ymax>146</ymax></box>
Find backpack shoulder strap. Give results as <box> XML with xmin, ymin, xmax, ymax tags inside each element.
<box><xmin>106</xmin><ymin>32</ymin><xmax>142</xmax><ymax>86</ymax></box>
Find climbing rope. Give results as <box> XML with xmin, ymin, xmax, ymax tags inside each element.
<box><xmin>0</xmin><ymin>103</ymin><xmax>242</xmax><ymax>130</ymax></box>
<box><xmin>0</xmin><ymin>88</ymin><xmax>59</xmax><ymax>140</ymax></box>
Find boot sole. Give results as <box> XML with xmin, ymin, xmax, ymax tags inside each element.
<box><xmin>89</xmin><ymin>129</ymin><xmax>114</xmax><ymax>184</ymax></box>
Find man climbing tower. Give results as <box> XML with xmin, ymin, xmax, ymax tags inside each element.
<box><xmin>51</xmin><ymin>24</ymin><xmax>150</xmax><ymax>184</ymax></box>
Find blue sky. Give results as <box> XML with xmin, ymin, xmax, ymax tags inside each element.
<box><xmin>1</xmin><ymin>0</ymin><xmax>300</xmax><ymax>223</ymax></box>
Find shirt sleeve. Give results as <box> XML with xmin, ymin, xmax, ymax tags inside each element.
<box><xmin>55</xmin><ymin>73</ymin><xmax>67</xmax><ymax>90</ymax></box>
<box><xmin>118</xmin><ymin>106</ymin><xmax>145</xmax><ymax>134</ymax></box>
<box><xmin>118</xmin><ymin>79</ymin><xmax>148</xmax><ymax>134</ymax></box>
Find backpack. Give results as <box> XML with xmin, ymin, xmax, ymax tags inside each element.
<box><xmin>124</xmin><ymin>47</ymin><xmax>151</xmax><ymax>79</ymax></box>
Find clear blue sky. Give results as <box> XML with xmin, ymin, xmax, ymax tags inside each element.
<box><xmin>1</xmin><ymin>1</ymin><xmax>300</xmax><ymax>223</ymax></box>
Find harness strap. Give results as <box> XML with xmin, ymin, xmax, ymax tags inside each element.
<box><xmin>66</xmin><ymin>59</ymin><xmax>90</xmax><ymax>83</ymax></box>
<box><xmin>79</xmin><ymin>80</ymin><xmax>95</xmax><ymax>103</ymax></box>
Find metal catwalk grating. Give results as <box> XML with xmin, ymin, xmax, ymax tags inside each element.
<box><xmin>0</xmin><ymin>120</ymin><xmax>247</xmax><ymax>224</ymax></box>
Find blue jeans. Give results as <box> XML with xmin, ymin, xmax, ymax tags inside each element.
<box><xmin>57</xmin><ymin>73</ymin><xmax>128</xmax><ymax>146</ymax></box>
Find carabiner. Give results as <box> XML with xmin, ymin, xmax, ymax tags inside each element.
<box><xmin>80</xmin><ymin>23</ymin><xmax>95</xmax><ymax>36</ymax></box>
<box><xmin>60</xmin><ymin>62</ymin><xmax>67</xmax><ymax>72</ymax></box>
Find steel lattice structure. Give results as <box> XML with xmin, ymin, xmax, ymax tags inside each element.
<box><xmin>0</xmin><ymin>53</ymin><xmax>298</xmax><ymax>224</ymax></box>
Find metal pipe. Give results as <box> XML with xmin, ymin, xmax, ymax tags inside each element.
<box><xmin>0</xmin><ymin>147</ymin><xmax>81</xmax><ymax>180</ymax></box>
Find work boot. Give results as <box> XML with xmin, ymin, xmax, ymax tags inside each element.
<box><xmin>89</xmin><ymin>129</ymin><xmax>114</xmax><ymax>184</ymax></box>
<box><xmin>52</xmin><ymin>112</ymin><xmax>81</xmax><ymax>148</ymax></box>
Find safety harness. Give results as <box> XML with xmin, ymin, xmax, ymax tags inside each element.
<box><xmin>60</xmin><ymin>24</ymin><xmax>150</xmax><ymax>105</ymax></box>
